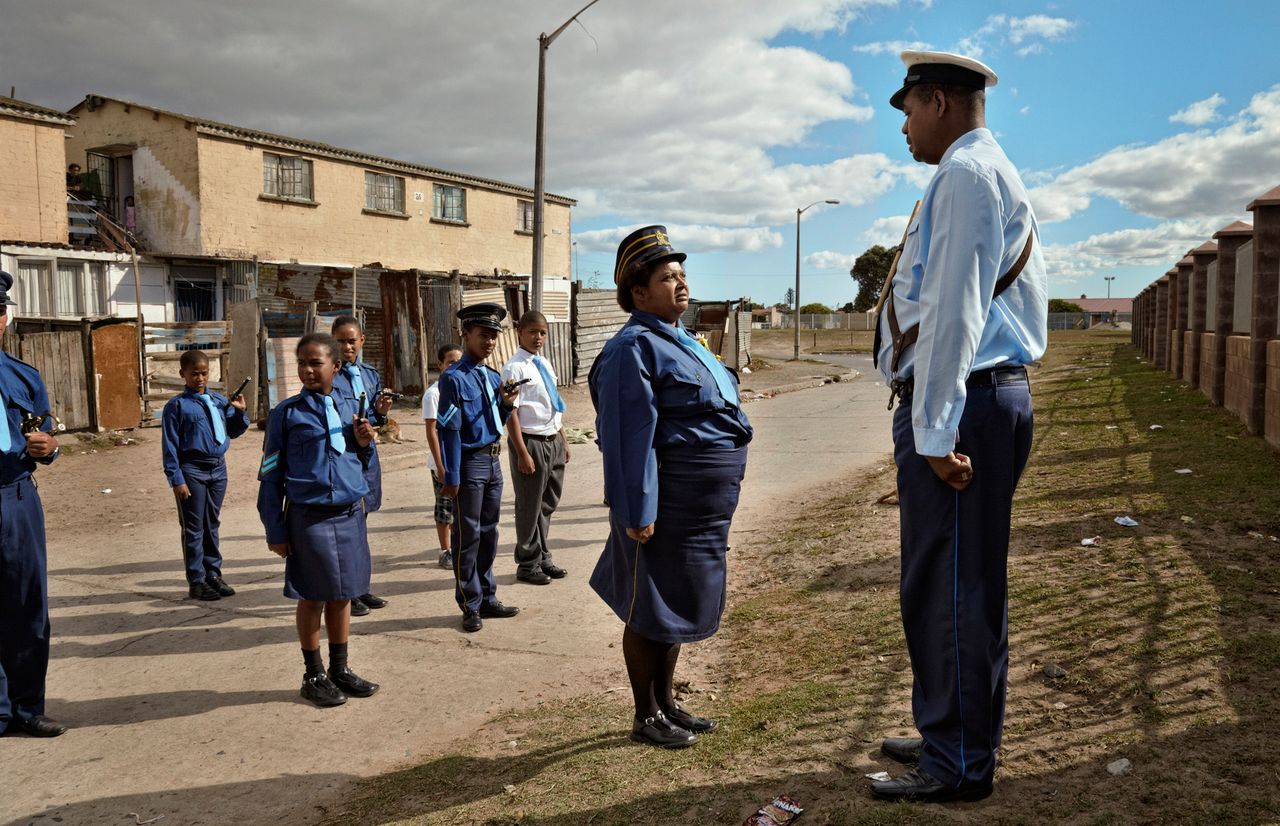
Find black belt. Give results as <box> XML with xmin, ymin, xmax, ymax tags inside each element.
<box><xmin>291</xmin><ymin>501</ymin><xmax>361</xmax><ymax>516</ymax></box>
<box><xmin>520</xmin><ymin>433</ymin><xmax>560</xmax><ymax>442</ymax></box>
<box><xmin>465</xmin><ymin>442</ymin><xmax>502</xmax><ymax>456</ymax></box>
<box><xmin>889</xmin><ymin>365</ymin><xmax>1028</xmax><ymax>410</ymax></box>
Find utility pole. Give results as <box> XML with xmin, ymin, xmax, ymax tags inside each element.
<box><xmin>1104</xmin><ymin>275</ymin><xmax>1115</xmax><ymax>299</ymax></box>
<box><xmin>793</xmin><ymin>199</ymin><xmax>840</xmax><ymax>360</ymax></box>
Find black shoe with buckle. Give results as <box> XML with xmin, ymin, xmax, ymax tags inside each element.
<box><xmin>881</xmin><ymin>736</ymin><xmax>924</xmax><ymax>764</ymax></box>
<box><xmin>542</xmin><ymin>563</ymin><xmax>568</xmax><ymax>579</ymax></box>
<box><xmin>358</xmin><ymin>593</ymin><xmax>387</xmax><ymax>609</ymax></box>
<box><xmin>329</xmin><ymin>666</ymin><xmax>379</xmax><ymax>698</ymax></box>
<box><xmin>207</xmin><ymin>575</ymin><xmax>235</xmax><ymax>597</ymax></box>
<box><xmin>479</xmin><ymin>601</ymin><xmax>520</xmax><ymax>619</ymax></box>
<box><xmin>189</xmin><ymin>581</ymin><xmax>221</xmax><ymax>601</ymax></box>
<box><xmin>462</xmin><ymin>611</ymin><xmax>483</xmax><ymax>632</ymax></box>
<box><xmin>664</xmin><ymin>703</ymin><xmax>717</xmax><ymax>733</ymax></box>
<box><xmin>300</xmin><ymin>673</ymin><xmax>347</xmax><ymax>708</ymax></box>
<box><xmin>350</xmin><ymin>597</ymin><xmax>370</xmax><ymax>617</ymax></box>
<box><xmin>870</xmin><ymin>768</ymin><xmax>992</xmax><ymax>803</ymax></box>
<box><xmin>631</xmin><ymin>711</ymin><xmax>697</xmax><ymax>749</ymax></box>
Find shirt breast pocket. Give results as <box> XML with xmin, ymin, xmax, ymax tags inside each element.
<box><xmin>657</xmin><ymin>367</ymin><xmax>714</xmax><ymax>413</ymax></box>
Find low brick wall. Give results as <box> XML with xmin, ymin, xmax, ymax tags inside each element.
<box><xmin>1267</xmin><ymin>340</ymin><xmax>1280</xmax><ymax>451</ymax></box>
<box><xmin>1171</xmin><ymin>331</ymin><xmax>1184</xmax><ymax>377</ymax></box>
<box><xmin>1199</xmin><ymin>332</ymin><xmax>1216</xmax><ymax>401</ymax></box>
<box><xmin>1224</xmin><ymin>336</ymin><xmax>1252</xmax><ymax>423</ymax></box>
<box><xmin>1181</xmin><ymin>330</ymin><xmax>1200</xmax><ymax>385</ymax></box>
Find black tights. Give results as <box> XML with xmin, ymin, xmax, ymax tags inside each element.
<box><xmin>622</xmin><ymin>626</ymin><xmax>681</xmax><ymax>720</ymax></box>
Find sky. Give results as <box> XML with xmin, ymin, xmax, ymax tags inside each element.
<box><xmin>3</xmin><ymin>0</ymin><xmax>1278</xmax><ymax>307</ymax></box>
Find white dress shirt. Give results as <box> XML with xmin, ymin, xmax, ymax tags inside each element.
<box><xmin>501</xmin><ymin>348</ymin><xmax>563</xmax><ymax>436</ymax></box>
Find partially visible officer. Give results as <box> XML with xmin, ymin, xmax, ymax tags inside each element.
<box><xmin>436</xmin><ymin>303</ymin><xmax>520</xmax><ymax>632</ymax></box>
<box><xmin>869</xmin><ymin>51</ymin><xmax>1047</xmax><ymax>802</ymax></box>
<box><xmin>330</xmin><ymin>316</ymin><xmax>391</xmax><ymax>616</ymax></box>
<box><xmin>0</xmin><ymin>270</ymin><xmax>66</xmax><ymax>737</ymax></box>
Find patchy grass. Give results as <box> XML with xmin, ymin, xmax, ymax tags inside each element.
<box><xmin>752</xmin><ymin>328</ymin><xmax>876</xmax><ymax>355</ymax></box>
<box><xmin>332</xmin><ymin>330</ymin><xmax>1280</xmax><ymax>826</ymax></box>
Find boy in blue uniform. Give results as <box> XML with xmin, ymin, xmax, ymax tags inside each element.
<box><xmin>330</xmin><ymin>316</ymin><xmax>392</xmax><ymax>616</ymax></box>
<box><xmin>437</xmin><ymin>303</ymin><xmax>520</xmax><ymax>632</ymax></box>
<box><xmin>161</xmin><ymin>349</ymin><xmax>250</xmax><ymax>601</ymax></box>
<box><xmin>0</xmin><ymin>270</ymin><xmax>66</xmax><ymax>737</ymax></box>
<box><xmin>258</xmin><ymin>333</ymin><xmax>381</xmax><ymax>708</ymax></box>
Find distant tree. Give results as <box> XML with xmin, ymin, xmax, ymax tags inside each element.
<box><xmin>1048</xmin><ymin>298</ymin><xmax>1084</xmax><ymax>313</ymax></box>
<box><xmin>799</xmin><ymin>302</ymin><xmax>834</xmax><ymax>314</ymax></box>
<box><xmin>849</xmin><ymin>244</ymin><xmax>897</xmax><ymax>312</ymax></box>
<box><xmin>784</xmin><ymin>287</ymin><xmax>795</xmax><ymax>308</ymax></box>
<box><xmin>839</xmin><ymin>301</ymin><xmax>855</xmax><ymax>313</ymax></box>
<box><xmin>747</xmin><ymin>301</ymin><xmax>765</xmax><ymax>310</ymax></box>
<box><xmin>772</xmin><ymin>301</ymin><xmax>790</xmax><ymax>311</ymax></box>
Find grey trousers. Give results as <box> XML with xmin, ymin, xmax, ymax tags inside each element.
<box><xmin>508</xmin><ymin>435</ymin><xmax>566</xmax><ymax>574</ymax></box>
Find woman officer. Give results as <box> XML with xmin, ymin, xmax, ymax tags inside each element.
<box><xmin>588</xmin><ymin>225</ymin><xmax>752</xmax><ymax>749</ymax></box>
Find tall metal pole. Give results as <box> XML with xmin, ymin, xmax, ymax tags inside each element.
<box><xmin>531</xmin><ymin>0</ymin><xmax>603</xmax><ymax>312</ymax></box>
<box><xmin>794</xmin><ymin>207</ymin><xmax>802</xmax><ymax>360</ymax></box>
<box><xmin>1104</xmin><ymin>275</ymin><xmax>1115</xmax><ymax>299</ymax></box>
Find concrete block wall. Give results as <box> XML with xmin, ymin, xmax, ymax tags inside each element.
<box><xmin>1225</xmin><ymin>336</ymin><xmax>1252</xmax><ymax>420</ymax></box>
<box><xmin>1268</xmin><ymin>340</ymin><xmax>1280</xmax><ymax>451</ymax></box>
<box><xmin>1199</xmin><ymin>332</ymin><xmax>1215</xmax><ymax>402</ymax></box>
<box><xmin>1181</xmin><ymin>330</ymin><xmax>1198</xmax><ymax>384</ymax></box>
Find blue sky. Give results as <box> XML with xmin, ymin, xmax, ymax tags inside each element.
<box><xmin>5</xmin><ymin>0</ymin><xmax>1279</xmax><ymax>308</ymax></box>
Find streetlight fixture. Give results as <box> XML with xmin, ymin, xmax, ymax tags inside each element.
<box><xmin>794</xmin><ymin>199</ymin><xmax>841</xmax><ymax>360</ymax></box>
<box><xmin>531</xmin><ymin>0</ymin><xmax>603</xmax><ymax>312</ymax></box>
<box><xmin>1104</xmin><ymin>275</ymin><xmax>1116</xmax><ymax>300</ymax></box>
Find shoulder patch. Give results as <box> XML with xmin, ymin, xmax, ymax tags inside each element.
<box><xmin>258</xmin><ymin>450</ymin><xmax>280</xmax><ymax>477</ymax></box>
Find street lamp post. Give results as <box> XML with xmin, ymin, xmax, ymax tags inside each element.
<box><xmin>1104</xmin><ymin>275</ymin><xmax>1115</xmax><ymax>300</ymax></box>
<box><xmin>532</xmin><ymin>0</ymin><xmax>603</xmax><ymax>312</ymax></box>
<box><xmin>794</xmin><ymin>199</ymin><xmax>840</xmax><ymax>360</ymax></box>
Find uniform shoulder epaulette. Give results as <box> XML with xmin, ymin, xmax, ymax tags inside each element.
<box><xmin>274</xmin><ymin>392</ymin><xmax>308</xmax><ymax>412</ymax></box>
<box><xmin>361</xmin><ymin>363</ymin><xmax>381</xmax><ymax>381</ymax></box>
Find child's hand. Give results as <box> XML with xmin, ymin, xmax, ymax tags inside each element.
<box><xmin>230</xmin><ymin>395</ymin><xmax>247</xmax><ymax>412</ymax></box>
<box><xmin>174</xmin><ymin>483</ymin><xmax>191</xmax><ymax>500</ymax></box>
<box><xmin>268</xmin><ymin>543</ymin><xmax>290</xmax><ymax>557</ymax></box>
<box><xmin>626</xmin><ymin>524</ymin><xmax>656</xmax><ymax>543</ymax></box>
<box><xmin>441</xmin><ymin>483</ymin><xmax>459</xmax><ymax>498</ymax></box>
<box><xmin>373</xmin><ymin>392</ymin><xmax>393</xmax><ymax>416</ymax></box>
<box><xmin>353</xmin><ymin>416</ymin><xmax>375</xmax><ymax>447</ymax></box>
<box><xmin>499</xmin><ymin>382</ymin><xmax>520</xmax><ymax>407</ymax></box>
<box><xmin>517</xmin><ymin>453</ymin><xmax>536</xmax><ymax>475</ymax></box>
<box><xmin>24</xmin><ymin>431</ymin><xmax>57</xmax><ymax>458</ymax></box>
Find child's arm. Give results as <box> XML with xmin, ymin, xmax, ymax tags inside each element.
<box><xmin>160</xmin><ymin>400</ymin><xmax>188</xmax><ymax>496</ymax></box>
<box><xmin>560</xmin><ymin>427</ymin><xmax>571</xmax><ymax>464</ymax></box>
<box><xmin>256</xmin><ymin>407</ymin><xmax>290</xmax><ymax>555</ymax></box>
<box><xmin>224</xmin><ymin>392</ymin><xmax>251</xmax><ymax>439</ymax></box>
<box><xmin>436</xmin><ymin>372</ymin><xmax>464</xmax><ymax>494</ymax></box>
<box><xmin>502</xmin><ymin>364</ymin><xmax>534</xmax><ymax>474</ymax></box>
<box><xmin>368</xmin><ymin>367</ymin><xmax>390</xmax><ymax>426</ymax></box>
<box><xmin>424</xmin><ymin>418</ymin><xmax>445</xmax><ymax>480</ymax></box>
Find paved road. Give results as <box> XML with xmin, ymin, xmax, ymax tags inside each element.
<box><xmin>2</xmin><ymin>374</ymin><xmax>893</xmax><ymax>826</ymax></box>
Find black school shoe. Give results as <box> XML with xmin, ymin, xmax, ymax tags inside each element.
<box><xmin>516</xmin><ymin>569</ymin><xmax>552</xmax><ymax>585</ymax></box>
<box><xmin>631</xmin><ymin>711</ymin><xmax>697</xmax><ymax>749</ymax></box>
<box><xmin>7</xmin><ymin>715</ymin><xmax>68</xmax><ymax>737</ymax></box>
<box><xmin>870</xmin><ymin>768</ymin><xmax>992</xmax><ymax>803</ymax></box>
<box><xmin>358</xmin><ymin>593</ymin><xmax>387</xmax><ymax>609</ymax></box>
<box><xmin>462</xmin><ymin>611</ymin><xmax>483</xmax><ymax>632</ymax></box>
<box><xmin>350</xmin><ymin>597</ymin><xmax>371</xmax><ymax>617</ymax></box>
<box><xmin>542</xmin><ymin>563</ymin><xmax>568</xmax><ymax>579</ymax></box>
<box><xmin>479</xmin><ymin>601</ymin><xmax>520</xmax><ymax>619</ymax></box>
<box><xmin>189</xmin><ymin>581</ymin><xmax>221</xmax><ymax>601</ymax></box>
<box><xmin>329</xmin><ymin>666</ymin><xmax>379</xmax><ymax>698</ymax></box>
<box><xmin>300</xmin><ymin>673</ymin><xmax>347</xmax><ymax>708</ymax></box>
<box><xmin>881</xmin><ymin>736</ymin><xmax>924</xmax><ymax>764</ymax></box>
<box><xmin>664</xmin><ymin>703</ymin><xmax>717</xmax><ymax>733</ymax></box>
<box><xmin>207</xmin><ymin>575</ymin><xmax>235</xmax><ymax>597</ymax></box>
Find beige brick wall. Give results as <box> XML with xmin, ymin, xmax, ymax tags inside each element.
<box><xmin>66</xmin><ymin>101</ymin><xmax>202</xmax><ymax>254</ymax></box>
<box><xmin>1224</xmin><ymin>335</ymin><xmax>1252</xmax><ymax>423</ymax></box>
<box><xmin>195</xmin><ymin>135</ymin><xmax>572</xmax><ymax>275</ymax></box>
<box><xmin>1181</xmin><ymin>330</ymin><xmax>1199</xmax><ymax>384</ymax></box>
<box><xmin>1198</xmin><ymin>332</ymin><xmax>1215</xmax><ymax>401</ymax></box>
<box><xmin>1267</xmin><ymin>339</ymin><xmax>1280</xmax><ymax>451</ymax></box>
<box><xmin>0</xmin><ymin>115</ymin><xmax>69</xmax><ymax>244</ymax></box>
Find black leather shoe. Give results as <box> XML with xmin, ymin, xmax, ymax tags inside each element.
<box><xmin>358</xmin><ymin>593</ymin><xmax>387</xmax><ymax>609</ymax></box>
<box><xmin>870</xmin><ymin>768</ymin><xmax>992</xmax><ymax>803</ymax></box>
<box><xmin>881</xmin><ymin>736</ymin><xmax>924</xmax><ymax>764</ymax></box>
<box><xmin>542</xmin><ymin>563</ymin><xmax>568</xmax><ymax>579</ymax></box>
<box><xmin>207</xmin><ymin>575</ymin><xmax>235</xmax><ymax>597</ymax></box>
<box><xmin>189</xmin><ymin>581</ymin><xmax>221</xmax><ymax>601</ymax></box>
<box><xmin>462</xmin><ymin>611</ymin><xmax>483</xmax><ymax>632</ymax></box>
<box><xmin>11</xmin><ymin>715</ymin><xmax>68</xmax><ymax>737</ymax></box>
<box><xmin>664</xmin><ymin>703</ymin><xmax>717</xmax><ymax>733</ymax></box>
<box><xmin>631</xmin><ymin>711</ymin><xmax>697</xmax><ymax>749</ymax></box>
<box><xmin>329</xmin><ymin>666</ymin><xmax>379</xmax><ymax>698</ymax></box>
<box><xmin>350</xmin><ymin>597</ymin><xmax>370</xmax><ymax>617</ymax></box>
<box><xmin>300</xmin><ymin>673</ymin><xmax>347</xmax><ymax>708</ymax></box>
<box><xmin>479</xmin><ymin>601</ymin><xmax>520</xmax><ymax>619</ymax></box>
<box><xmin>516</xmin><ymin>569</ymin><xmax>552</xmax><ymax>585</ymax></box>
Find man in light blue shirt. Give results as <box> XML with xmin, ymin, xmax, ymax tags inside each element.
<box><xmin>869</xmin><ymin>51</ymin><xmax>1048</xmax><ymax>804</ymax></box>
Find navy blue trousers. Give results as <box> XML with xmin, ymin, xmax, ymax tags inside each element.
<box><xmin>451</xmin><ymin>451</ymin><xmax>502</xmax><ymax>614</ymax></box>
<box><xmin>0</xmin><ymin>477</ymin><xmax>51</xmax><ymax>732</ymax></box>
<box><xmin>175</xmin><ymin>459</ymin><xmax>227</xmax><ymax>585</ymax></box>
<box><xmin>363</xmin><ymin>447</ymin><xmax>382</xmax><ymax>513</ymax></box>
<box><xmin>893</xmin><ymin>377</ymin><xmax>1033</xmax><ymax>787</ymax></box>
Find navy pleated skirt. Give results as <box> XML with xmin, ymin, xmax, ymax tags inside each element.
<box><xmin>590</xmin><ymin>446</ymin><xmax>747</xmax><ymax>643</ymax></box>
<box><xmin>283</xmin><ymin>501</ymin><xmax>372</xmax><ymax>601</ymax></box>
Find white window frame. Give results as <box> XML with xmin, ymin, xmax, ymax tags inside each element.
<box><xmin>364</xmin><ymin>171</ymin><xmax>406</xmax><ymax>215</ymax></box>
<box><xmin>432</xmin><ymin>184</ymin><xmax>467</xmax><ymax>223</ymax></box>
<box><xmin>517</xmin><ymin>200</ymin><xmax>534</xmax><ymax>232</ymax></box>
<box><xmin>13</xmin><ymin>258</ymin><xmax>107</xmax><ymax>318</ymax></box>
<box><xmin>262</xmin><ymin>152</ymin><xmax>314</xmax><ymax>202</ymax></box>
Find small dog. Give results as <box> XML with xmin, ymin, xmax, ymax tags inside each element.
<box><xmin>375</xmin><ymin>417</ymin><xmax>403</xmax><ymax>444</ymax></box>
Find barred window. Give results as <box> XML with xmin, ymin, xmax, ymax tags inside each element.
<box><xmin>263</xmin><ymin>153</ymin><xmax>313</xmax><ymax>200</ymax></box>
<box><xmin>432</xmin><ymin>184</ymin><xmax>466</xmax><ymax>222</ymax></box>
<box><xmin>365</xmin><ymin>172</ymin><xmax>405</xmax><ymax>214</ymax></box>
<box><xmin>517</xmin><ymin>200</ymin><xmax>534</xmax><ymax>231</ymax></box>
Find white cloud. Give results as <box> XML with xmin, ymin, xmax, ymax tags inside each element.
<box><xmin>862</xmin><ymin>214</ymin><xmax>911</xmax><ymax>246</ymax></box>
<box><xmin>1029</xmin><ymin>85</ymin><xmax>1280</xmax><ymax>224</ymax></box>
<box><xmin>1005</xmin><ymin>14</ymin><xmax>1076</xmax><ymax>44</ymax></box>
<box><xmin>955</xmin><ymin>13</ymin><xmax>1075</xmax><ymax>59</ymax></box>
<box><xmin>806</xmin><ymin>250</ymin><xmax>857</xmax><ymax>270</ymax></box>
<box><xmin>1041</xmin><ymin>217</ymin><xmax>1227</xmax><ymax>284</ymax></box>
<box><xmin>852</xmin><ymin>39</ymin><xmax>932</xmax><ymax>55</ymax></box>
<box><xmin>576</xmin><ymin>224</ymin><xmax>783</xmax><ymax>255</ymax></box>
<box><xmin>1019</xmin><ymin>105</ymin><xmax>1032</xmax><ymax>115</ymax></box>
<box><xmin>1170</xmin><ymin>93</ymin><xmax>1225</xmax><ymax>126</ymax></box>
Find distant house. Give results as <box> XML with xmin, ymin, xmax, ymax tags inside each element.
<box><xmin>1053</xmin><ymin>295</ymin><xmax>1134</xmax><ymax>329</ymax></box>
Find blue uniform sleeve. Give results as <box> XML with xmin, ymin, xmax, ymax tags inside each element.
<box><xmin>256</xmin><ymin>405</ymin><xmax>289</xmax><ymax>545</ymax></box>
<box><xmin>28</xmin><ymin>372</ymin><xmax>59</xmax><ymax>467</ymax></box>
<box><xmin>220</xmin><ymin>393</ymin><xmax>251</xmax><ymax>439</ymax></box>
<box><xmin>912</xmin><ymin>164</ymin><xmax>1003</xmax><ymax>457</ymax></box>
<box><xmin>437</xmin><ymin>371</ymin><xmax>463</xmax><ymax>487</ymax></box>
<box><xmin>492</xmin><ymin>369</ymin><xmax>513</xmax><ymax>426</ymax></box>
<box><xmin>366</xmin><ymin>366</ymin><xmax>386</xmax><ymax>427</ymax></box>
<box><xmin>161</xmin><ymin>399</ymin><xmax>185</xmax><ymax>486</ymax></box>
<box><xmin>595</xmin><ymin>342</ymin><xmax>659</xmax><ymax>530</ymax></box>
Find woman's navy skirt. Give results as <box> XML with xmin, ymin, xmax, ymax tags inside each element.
<box><xmin>590</xmin><ymin>446</ymin><xmax>747</xmax><ymax>643</ymax></box>
<box><xmin>283</xmin><ymin>501</ymin><xmax>371</xmax><ymax>601</ymax></box>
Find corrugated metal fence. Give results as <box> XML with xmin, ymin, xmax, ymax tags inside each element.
<box><xmin>572</xmin><ymin>286</ymin><xmax>630</xmax><ymax>383</ymax></box>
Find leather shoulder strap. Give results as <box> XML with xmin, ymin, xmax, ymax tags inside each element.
<box><xmin>993</xmin><ymin>231</ymin><xmax>1035</xmax><ymax>299</ymax></box>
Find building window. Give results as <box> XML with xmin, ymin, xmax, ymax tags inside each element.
<box><xmin>15</xmin><ymin>261</ymin><xmax>52</xmax><ymax>316</ymax></box>
<box><xmin>432</xmin><ymin>184</ymin><xmax>466</xmax><ymax>223</ymax></box>
<box><xmin>263</xmin><ymin>153</ymin><xmax>314</xmax><ymax>201</ymax></box>
<box><xmin>517</xmin><ymin>200</ymin><xmax>534</xmax><ymax>232</ymax></box>
<box><xmin>364</xmin><ymin>172</ymin><xmax>406</xmax><ymax>214</ymax></box>
<box><xmin>15</xmin><ymin>260</ymin><xmax>105</xmax><ymax>318</ymax></box>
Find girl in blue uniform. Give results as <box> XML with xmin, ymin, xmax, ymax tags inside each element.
<box><xmin>589</xmin><ymin>226</ymin><xmax>752</xmax><ymax>749</ymax></box>
<box><xmin>257</xmin><ymin>333</ymin><xmax>381</xmax><ymax>708</ymax></box>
